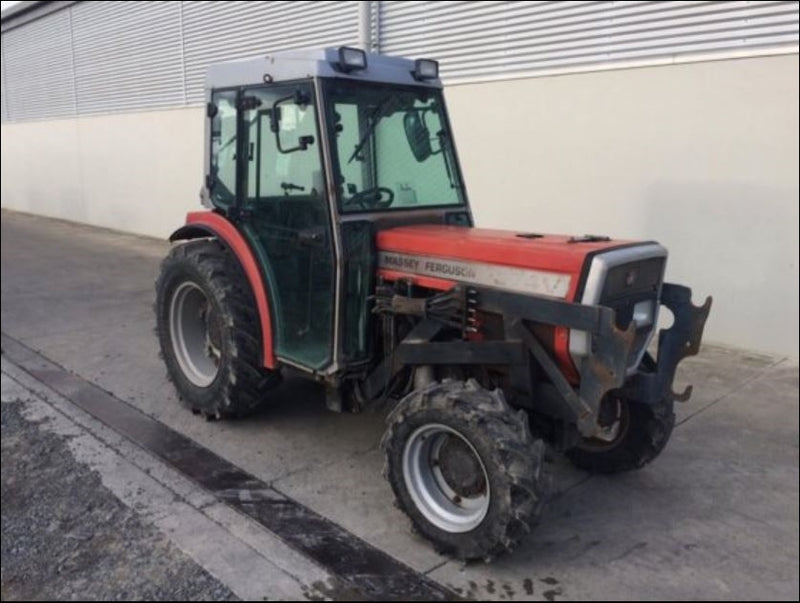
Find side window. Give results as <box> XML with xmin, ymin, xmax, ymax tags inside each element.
<box><xmin>244</xmin><ymin>85</ymin><xmax>324</xmax><ymax>205</ymax></box>
<box><xmin>209</xmin><ymin>90</ymin><xmax>237</xmax><ymax>207</ymax></box>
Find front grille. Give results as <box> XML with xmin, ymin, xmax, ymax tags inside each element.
<box><xmin>601</xmin><ymin>257</ymin><xmax>665</xmax><ymax>329</ymax></box>
<box><xmin>600</xmin><ymin>257</ymin><xmax>665</xmax><ymax>367</ymax></box>
<box><xmin>569</xmin><ymin>244</ymin><xmax>667</xmax><ymax>374</ymax></box>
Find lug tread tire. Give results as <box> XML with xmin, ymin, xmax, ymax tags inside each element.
<box><xmin>381</xmin><ymin>379</ymin><xmax>549</xmax><ymax>561</ymax></box>
<box><xmin>155</xmin><ymin>239</ymin><xmax>280</xmax><ymax>418</ymax></box>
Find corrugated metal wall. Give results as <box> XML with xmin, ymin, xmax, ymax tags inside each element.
<box><xmin>2</xmin><ymin>7</ymin><xmax>76</xmax><ymax>121</ymax></box>
<box><xmin>183</xmin><ymin>1</ymin><xmax>360</xmax><ymax>103</ymax></box>
<box><xmin>379</xmin><ymin>0</ymin><xmax>800</xmax><ymax>81</ymax></box>
<box><xmin>1</xmin><ymin>0</ymin><xmax>797</xmax><ymax>122</ymax></box>
<box><xmin>1</xmin><ymin>43</ymin><xmax>8</xmax><ymax>121</ymax></box>
<box><xmin>72</xmin><ymin>1</ymin><xmax>185</xmax><ymax>113</ymax></box>
<box><xmin>0</xmin><ymin>0</ymin><xmax>360</xmax><ymax>121</ymax></box>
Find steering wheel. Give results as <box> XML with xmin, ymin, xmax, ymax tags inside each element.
<box><xmin>343</xmin><ymin>186</ymin><xmax>395</xmax><ymax>211</ymax></box>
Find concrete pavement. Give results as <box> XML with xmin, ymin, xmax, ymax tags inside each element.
<box><xmin>1</xmin><ymin>209</ymin><xmax>798</xmax><ymax>600</ymax></box>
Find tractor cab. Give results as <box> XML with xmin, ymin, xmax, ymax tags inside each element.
<box><xmin>203</xmin><ymin>47</ymin><xmax>470</xmax><ymax>375</ymax></box>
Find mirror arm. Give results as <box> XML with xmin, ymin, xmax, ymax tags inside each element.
<box><xmin>277</xmin><ymin>135</ymin><xmax>315</xmax><ymax>154</ymax></box>
<box><xmin>271</xmin><ymin>94</ymin><xmax>315</xmax><ymax>154</ymax></box>
<box><xmin>270</xmin><ymin>94</ymin><xmax>294</xmax><ymax>133</ymax></box>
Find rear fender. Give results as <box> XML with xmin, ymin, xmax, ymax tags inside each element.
<box><xmin>169</xmin><ymin>211</ymin><xmax>276</xmax><ymax>369</ymax></box>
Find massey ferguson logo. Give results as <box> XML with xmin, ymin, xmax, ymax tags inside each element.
<box><xmin>378</xmin><ymin>252</ymin><xmax>571</xmax><ymax>299</ymax></box>
<box><xmin>381</xmin><ymin>253</ymin><xmax>478</xmax><ymax>280</ymax></box>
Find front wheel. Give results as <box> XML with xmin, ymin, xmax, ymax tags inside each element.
<box><xmin>565</xmin><ymin>393</ymin><xmax>675</xmax><ymax>473</ymax></box>
<box><xmin>381</xmin><ymin>380</ymin><xmax>548</xmax><ymax>561</ymax></box>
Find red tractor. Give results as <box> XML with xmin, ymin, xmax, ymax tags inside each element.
<box><xmin>155</xmin><ymin>47</ymin><xmax>711</xmax><ymax>560</ymax></box>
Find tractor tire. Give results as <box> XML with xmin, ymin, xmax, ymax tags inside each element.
<box><xmin>155</xmin><ymin>239</ymin><xmax>280</xmax><ymax>419</ymax></box>
<box><xmin>381</xmin><ymin>379</ymin><xmax>548</xmax><ymax>561</ymax></box>
<box><xmin>565</xmin><ymin>394</ymin><xmax>675</xmax><ymax>474</ymax></box>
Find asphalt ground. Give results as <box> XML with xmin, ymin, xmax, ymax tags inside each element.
<box><xmin>1</xmin><ymin>208</ymin><xmax>798</xmax><ymax>600</ymax></box>
<box><xmin>0</xmin><ymin>397</ymin><xmax>237</xmax><ymax>601</ymax></box>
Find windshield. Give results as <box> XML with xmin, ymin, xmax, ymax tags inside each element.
<box><xmin>323</xmin><ymin>80</ymin><xmax>465</xmax><ymax>213</ymax></box>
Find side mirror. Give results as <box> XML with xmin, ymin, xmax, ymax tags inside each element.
<box><xmin>404</xmin><ymin>111</ymin><xmax>432</xmax><ymax>162</ymax></box>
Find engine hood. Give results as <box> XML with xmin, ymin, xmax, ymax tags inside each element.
<box><xmin>376</xmin><ymin>224</ymin><xmax>636</xmax><ymax>301</ymax></box>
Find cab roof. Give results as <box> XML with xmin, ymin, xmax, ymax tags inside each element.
<box><xmin>205</xmin><ymin>47</ymin><xmax>442</xmax><ymax>92</ymax></box>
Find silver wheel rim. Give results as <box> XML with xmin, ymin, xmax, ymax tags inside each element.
<box><xmin>402</xmin><ymin>424</ymin><xmax>490</xmax><ymax>533</ymax></box>
<box><xmin>169</xmin><ymin>281</ymin><xmax>221</xmax><ymax>387</ymax></box>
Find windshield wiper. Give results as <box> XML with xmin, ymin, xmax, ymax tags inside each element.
<box><xmin>437</xmin><ymin>129</ymin><xmax>461</xmax><ymax>190</ymax></box>
<box><xmin>346</xmin><ymin>95</ymin><xmax>396</xmax><ymax>164</ymax></box>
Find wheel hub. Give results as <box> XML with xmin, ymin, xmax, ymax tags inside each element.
<box><xmin>200</xmin><ymin>304</ymin><xmax>222</xmax><ymax>361</ymax></box>
<box><xmin>437</xmin><ymin>436</ymin><xmax>486</xmax><ymax>498</ymax></box>
<box><xmin>581</xmin><ymin>394</ymin><xmax>630</xmax><ymax>449</ymax></box>
<box><xmin>402</xmin><ymin>423</ymin><xmax>490</xmax><ymax>533</ymax></box>
<box><xmin>169</xmin><ymin>281</ymin><xmax>222</xmax><ymax>387</ymax></box>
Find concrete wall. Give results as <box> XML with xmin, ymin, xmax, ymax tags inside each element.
<box><xmin>1</xmin><ymin>107</ymin><xmax>204</xmax><ymax>238</ymax></box>
<box><xmin>1</xmin><ymin>54</ymin><xmax>798</xmax><ymax>357</ymax></box>
<box><xmin>446</xmin><ymin>54</ymin><xmax>799</xmax><ymax>358</ymax></box>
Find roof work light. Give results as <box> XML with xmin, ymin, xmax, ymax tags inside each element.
<box><xmin>413</xmin><ymin>58</ymin><xmax>439</xmax><ymax>80</ymax></box>
<box><xmin>337</xmin><ymin>46</ymin><xmax>367</xmax><ymax>72</ymax></box>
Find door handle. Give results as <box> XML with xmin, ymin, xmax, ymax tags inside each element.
<box><xmin>297</xmin><ymin>227</ymin><xmax>325</xmax><ymax>247</ymax></box>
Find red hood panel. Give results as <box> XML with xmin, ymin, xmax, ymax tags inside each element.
<box><xmin>375</xmin><ymin>224</ymin><xmax>636</xmax><ymax>384</ymax></box>
<box><xmin>377</xmin><ymin>224</ymin><xmax>629</xmax><ymax>277</ymax></box>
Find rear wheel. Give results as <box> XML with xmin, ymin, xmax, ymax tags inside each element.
<box><xmin>381</xmin><ymin>380</ymin><xmax>548</xmax><ymax>561</ymax></box>
<box><xmin>155</xmin><ymin>239</ymin><xmax>280</xmax><ymax>418</ymax></box>
<box><xmin>565</xmin><ymin>393</ymin><xmax>675</xmax><ymax>473</ymax></box>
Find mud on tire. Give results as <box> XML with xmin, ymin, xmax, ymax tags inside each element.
<box><xmin>565</xmin><ymin>395</ymin><xmax>675</xmax><ymax>474</ymax></box>
<box><xmin>155</xmin><ymin>239</ymin><xmax>280</xmax><ymax>418</ymax></box>
<box><xmin>381</xmin><ymin>379</ymin><xmax>549</xmax><ymax>561</ymax></box>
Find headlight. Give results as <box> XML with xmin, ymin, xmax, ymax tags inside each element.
<box><xmin>413</xmin><ymin>58</ymin><xmax>439</xmax><ymax>80</ymax></box>
<box><xmin>633</xmin><ymin>300</ymin><xmax>654</xmax><ymax>327</ymax></box>
<box><xmin>337</xmin><ymin>46</ymin><xmax>367</xmax><ymax>72</ymax></box>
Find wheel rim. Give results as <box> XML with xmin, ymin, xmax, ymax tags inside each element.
<box><xmin>402</xmin><ymin>424</ymin><xmax>490</xmax><ymax>533</ymax></box>
<box><xmin>579</xmin><ymin>395</ymin><xmax>630</xmax><ymax>451</ymax></box>
<box><xmin>169</xmin><ymin>281</ymin><xmax>222</xmax><ymax>387</ymax></box>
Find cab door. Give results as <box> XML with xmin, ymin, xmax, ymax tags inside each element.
<box><xmin>212</xmin><ymin>82</ymin><xmax>335</xmax><ymax>371</ymax></box>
